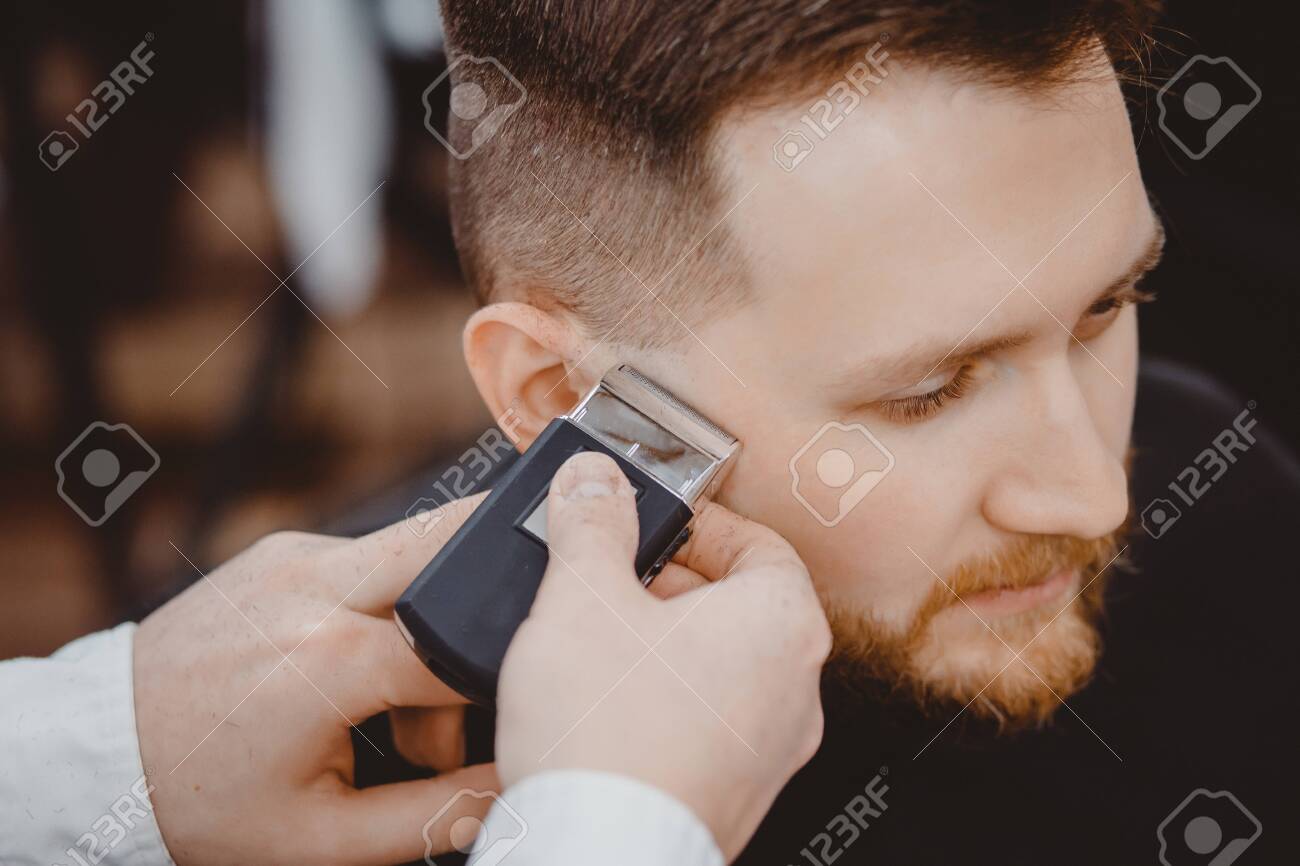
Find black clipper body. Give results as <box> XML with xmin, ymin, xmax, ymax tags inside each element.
<box><xmin>395</xmin><ymin>365</ymin><xmax>740</xmax><ymax>705</ymax></box>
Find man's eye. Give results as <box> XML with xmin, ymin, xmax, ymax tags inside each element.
<box><xmin>875</xmin><ymin>365</ymin><xmax>975</xmax><ymax>423</ymax></box>
<box><xmin>1076</xmin><ymin>288</ymin><xmax>1157</xmax><ymax>340</ymax></box>
<box><xmin>1087</xmin><ymin>296</ymin><xmax>1123</xmax><ymax>316</ymax></box>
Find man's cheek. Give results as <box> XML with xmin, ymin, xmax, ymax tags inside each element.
<box><xmin>794</xmin><ymin>485</ymin><xmax>936</xmax><ymax>617</ymax></box>
<box><xmin>714</xmin><ymin>429</ymin><xmax>943</xmax><ymax>615</ymax></box>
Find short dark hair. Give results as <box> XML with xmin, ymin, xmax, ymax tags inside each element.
<box><xmin>440</xmin><ymin>0</ymin><xmax>1160</xmax><ymax>347</ymax></box>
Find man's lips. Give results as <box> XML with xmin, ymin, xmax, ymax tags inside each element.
<box><xmin>961</xmin><ymin>569</ymin><xmax>1077</xmax><ymax>618</ymax></box>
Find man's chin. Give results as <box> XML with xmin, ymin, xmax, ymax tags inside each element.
<box><xmin>823</xmin><ymin>577</ymin><xmax>1109</xmax><ymax>731</ymax></box>
<box><xmin>907</xmin><ymin>600</ymin><xmax>1104</xmax><ymax>728</ymax></box>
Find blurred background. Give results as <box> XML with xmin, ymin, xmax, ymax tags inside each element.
<box><xmin>0</xmin><ymin>0</ymin><xmax>1295</xmax><ymax>660</ymax></box>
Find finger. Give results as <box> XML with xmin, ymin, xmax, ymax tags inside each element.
<box><xmin>533</xmin><ymin>452</ymin><xmax>642</xmax><ymax>612</ymax></box>
<box><xmin>674</xmin><ymin>500</ymin><xmax>804</xmax><ymax>582</ymax></box>
<box><xmin>390</xmin><ymin>706</ymin><xmax>466</xmax><ymax>771</ymax></box>
<box><xmin>335</xmin><ymin>616</ymin><xmax>470</xmax><ymax>717</ymax></box>
<box><xmin>334</xmin><ymin>491</ymin><xmax>489</xmax><ymax>616</ymax></box>
<box><xmin>647</xmin><ymin>562</ymin><xmax>708</xmax><ymax>599</ymax></box>
<box><xmin>328</xmin><ymin>763</ymin><xmax>500</xmax><ymax>866</ymax></box>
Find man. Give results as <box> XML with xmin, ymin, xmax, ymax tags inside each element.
<box><xmin>427</xmin><ymin>0</ymin><xmax>1297</xmax><ymax>862</ymax></box>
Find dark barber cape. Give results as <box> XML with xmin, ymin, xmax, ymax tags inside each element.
<box><xmin>353</xmin><ymin>360</ymin><xmax>1296</xmax><ymax>866</ymax></box>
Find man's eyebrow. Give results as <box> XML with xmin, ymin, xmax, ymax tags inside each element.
<box><xmin>827</xmin><ymin>217</ymin><xmax>1167</xmax><ymax>396</ymax></box>
<box><xmin>1087</xmin><ymin>217</ymin><xmax>1166</xmax><ymax>308</ymax></box>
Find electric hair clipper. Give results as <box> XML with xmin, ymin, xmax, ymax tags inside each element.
<box><xmin>395</xmin><ymin>365</ymin><xmax>740</xmax><ymax>705</ymax></box>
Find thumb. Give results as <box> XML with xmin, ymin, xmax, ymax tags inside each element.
<box><xmin>534</xmin><ymin>451</ymin><xmax>642</xmax><ymax>611</ymax></box>
<box><xmin>332</xmin><ymin>763</ymin><xmax>501</xmax><ymax>866</ymax></box>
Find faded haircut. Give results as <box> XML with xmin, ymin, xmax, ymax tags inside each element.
<box><xmin>439</xmin><ymin>0</ymin><xmax>1160</xmax><ymax>348</ymax></box>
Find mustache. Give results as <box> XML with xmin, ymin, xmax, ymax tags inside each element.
<box><xmin>908</xmin><ymin>528</ymin><xmax>1127</xmax><ymax>636</ymax></box>
<box><xmin>945</xmin><ymin>533</ymin><xmax>1121</xmax><ymax>599</ymax></box>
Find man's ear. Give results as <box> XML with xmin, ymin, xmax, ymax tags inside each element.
<box><xmin>463</xmin><ymin>302</ymin><xmax>595</xmax><ymax>449</ymax></box>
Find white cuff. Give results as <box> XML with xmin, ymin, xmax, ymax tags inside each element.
<box><xmin>476</xmin><ymin>769</ymin><xmax>724</xmax><ymax>866</ymax></box>
<box><xmin>0</xmin><ymin>623</ymin><xmax>174</xmax><ymax>866</ymax></box>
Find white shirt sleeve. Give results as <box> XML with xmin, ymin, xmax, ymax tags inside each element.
<box><xmin>0</xmin><ymin>627</ymin><xmax>723</xmax><ymax>866</ymax></box>
<box><xmin>0</xmin><ymin>623</ymin><xmax>174</xmax><ymax>866</ymax></box>
<box><xmin>474</xmin><ymin>769</ymin><xmax>724</xmax><ymax>866</ymax></box>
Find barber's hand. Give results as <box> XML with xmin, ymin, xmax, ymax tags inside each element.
<box><xmin>134</xmin><ymin>498</ymin><xmax>495</xmax><ymax>866</ymax></box>
<box><xmin>495</xmin><ymin>452</ymin><xmax>832</xmax><ymax>861</ymax></box>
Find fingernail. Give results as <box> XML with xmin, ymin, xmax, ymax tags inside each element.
<box><xmin>555</xmin><ymin>452</ymin><xmax>620</xmax><ymax>500</ymax></box>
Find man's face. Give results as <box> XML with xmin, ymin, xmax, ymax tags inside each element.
<box><xmin>619</xmin><ymin>57</ymin><xmax>1160</xmax><ymax>722</ymax></box>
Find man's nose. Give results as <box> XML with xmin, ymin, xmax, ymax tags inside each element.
<box><xmin>980</xmin><ymin>369</ymin><xmax>1129</xmax><ymax>540</ymax></box>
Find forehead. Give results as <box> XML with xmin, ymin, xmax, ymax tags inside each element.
<box><xmin>709</xmin><ymin>58</ymin><xmax>1150</xmax><ymax>380</ymax></box>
